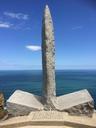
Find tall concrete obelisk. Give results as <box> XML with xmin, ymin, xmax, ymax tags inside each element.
<box><xmin>42</xmin><ymin>5</ymin><xmax>56</xmax><ymax>107</ymax></box>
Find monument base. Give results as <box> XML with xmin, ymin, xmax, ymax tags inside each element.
<box><xmin>7</xmin><ymin>89</ymin><xmax>94</xmax><ymax>117</ymax></box>
<box><xmin>53</xmin><ymin>89</ymin><xmax>94</xmax><ymax>117</ymax></box>
<box><xmin>7</xmin><ymin>90</ymin><xmax>44</xmax><ymax>116</ymax></box>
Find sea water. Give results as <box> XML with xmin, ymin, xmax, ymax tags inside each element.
<box><xmin>0</xmin><ymin>70</ymin><xmax>96</xmax><ymax>106</ymax></box>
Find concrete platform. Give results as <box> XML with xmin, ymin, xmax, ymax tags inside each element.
<box><xmin>0</xmin><ymin>111</ymin><xmax>96</xmax><ymax>128</ymax></box>
<box><xmin>54</xmin><ymin>89</ymin><xmax>93</xmax><ymax>110</ymax></box>
<box><xmin>7</xmin><ymin>89</ymin><xmax>94</xmax><ymax>116</ymax></box>
<box><xmin>7</xmin><ymin>90</ymin><xmax>44</xmax><ymax>116</ymax></box>
<box><xmin>53</xmin><ymin>89</ymin><xmax>94</xmax><ymax>116</ymax></box>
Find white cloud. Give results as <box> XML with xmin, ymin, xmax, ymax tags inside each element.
<box><xmin>0</xmin><ymin>21</ymin><xmax>12</xmax><ymax>28</ymax></box>
<box><xmin>72</xmin><ymin>25</ymin><xmax>83</xmax><ymax>30</ymax></box>
<box><xmin>4</xmin><ymin>12</ymin><xmax>29</xmax><ymax>20</ymax></box>
<box><xmin>0</xmin><ymin>21</ymin><xmax>30</xmax><ymax>30</ymax></box>
<box><xmin>26</xmin><ymin>45</ymin><xmax>41</xmax><ymax>51</ymax></box>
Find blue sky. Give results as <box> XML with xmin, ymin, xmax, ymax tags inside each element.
<box><xmin>0</xmin><ymin>0</ymin><xmax>96</xmax><ymax>70</ymax></box>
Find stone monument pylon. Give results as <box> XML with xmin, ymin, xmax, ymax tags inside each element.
<box><xmin>42</xmin><ymin>5</ymin><xmax>56</xmax><ymax>107</ymax></box>
<box><xmin>7</xmin><ymin>5</ymin><xmax>94</xmax><ymax>117</ymax></box>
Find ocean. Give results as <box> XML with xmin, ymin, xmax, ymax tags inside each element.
<box><xmin>0</xmin><ymin>70</ymin><xmax>96</xmax><ymax>107</ymax></box>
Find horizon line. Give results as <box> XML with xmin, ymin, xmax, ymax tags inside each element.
<box><xmin>0</xmin><ymin>69</ymin><xmax>96</xmax><ymax>71</ymax></box>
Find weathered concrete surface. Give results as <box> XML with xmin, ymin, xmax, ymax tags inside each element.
<box><xmin>42</xmin><ymin>5</ymin><xmax>56</xmax><ymax>107</ymax></box>
<box><xmin>7</xmin><ymin>90</ymin><xmax>44</xmax><ymax>116</ymax></box>
<box><xmin>53</xmin><ymin>89</ymin><xmax>94</xmax><ymax>116</ymax></box>
<box><xmin>0</xmin><ymin>111</ymin><xmax>96</xmax><ymax>128</ymax></box>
